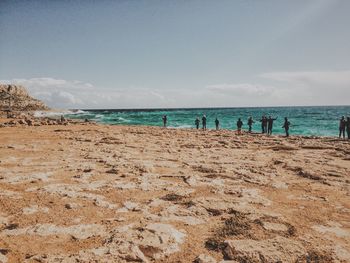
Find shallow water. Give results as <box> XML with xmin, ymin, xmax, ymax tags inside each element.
<box><xmin>66</xmin><ymin>106</ymin><xmax>350</xmax><ymax>136</ymax></box>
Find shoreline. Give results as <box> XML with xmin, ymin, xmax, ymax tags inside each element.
<box><xmin>22</xmin><ymin>107</ymin><xmax>350</xmax><ymax>138</ymax></box>
<box><xmin>1</xmin><ymin>114</ymin><xmax>348</xmax><ymax>140</ymax></box>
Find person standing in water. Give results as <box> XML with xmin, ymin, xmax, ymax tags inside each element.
<box><xmin>282</xmin><ymin>117</ymin><xmax>290</xmax><ymax>137</ymax></box>
<box><xmin>339</xmin><ymin>116</ymin><xmax>346</xmax><ymax>138</ymax></box>
<box><xmin>259</xmin><ymin>115</ymin><xmax>267</xmax><ymax>133</ymax></box>
<box><xmin>247</xmin><ymin>117</ymin><xmax>254</xmax><ymax>133</ymax></box>
<box><xmin>195</xmin><ymin>117</ymin><xmax>200</xmax><ymax>129</ymax></box>
<box><xmin>237</xmin><ymin>118</ymin><xmax>243</xmax><ymax>134</ymax></box>
<box><xmin>162</xmin><ymin>115</ymin><xmax>167</xmax><ymax>127</ymax></box>
<box><xmin>263</xmin><ymin>116</ymin><xmax>268</xmax><ymax>133</ymax></box>
<box><xmin>215</xmin><ymin>118</ymin><xmax>220</xmax><ymax>130</ymax></box>
<box><xmin>202</xmin><ymin>115</ymin><xmax>207</xmax><ymax>130</ymax></box>
<box><xmin>346</xmin><ymin>117</ymin><xmax>350</xmax><ymax>139</ymax></box>
<box><xmin>267</xmin><ymin>116</ymin><xmax>277</xmax><ymax>135</ymax></box>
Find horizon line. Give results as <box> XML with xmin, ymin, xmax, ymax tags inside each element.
<box><xmin>70</xmin><ymin>104</ymin><xmax>350</xmax><ymax>112</ymax></box>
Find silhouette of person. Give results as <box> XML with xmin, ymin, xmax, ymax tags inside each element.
<box><xmin>259</xmin><ymin>115</ymin><xmax>267</xmax><ymax>133</ymax></box>
<box><xmin>267</xmin><ymin>116</ymin><xmax>277</xmax><ymax>135</ymax></box>
<box><xmin>215</xmin><ymin>118</ymin><xmax>219</xmax><ymax>130</ymax></box>
<box><xmin>282</xmin><ymin>117</ymin><xmax>290</xmax><ymax>137</ymax></box>
<box><xmin>162</xmin><ymin>115</ymin><xmax>167</xmax><ymax>127</ymax></box>
<box><xmin>237</xmin><ymin>118</ymin><xmax>243</xmax><ymax>134</ymax></box>
<box><xmin>195</xmin><ymin>117</ymin><xmax>200</xmax><ymax>129</ymax></box>
<box><xmin>263</xmin><ymin>116</ymin><xmax>268</xmax><ymax>133</ymax></box>
<box><xmin>202</xmin><ymin>115</ymin><xmax>207</xmax><ymax>130</ymax></box>
<box><xmin>247</xmin><ymin>117</ymin><xmax>254</xmax><ymax>133</ymax></box>
<box><xmin>346</xmin><ymin>117</ymin><xmax>350</xmax><ymax>140</ymax></box>
<box><xmin>339</xmin><ymin>116</ymin><xmax>346</xmax><ymax>138</ymax></box>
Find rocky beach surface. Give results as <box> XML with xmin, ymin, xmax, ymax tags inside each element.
<box><xmin>0</xmin><ymin>119</ymin><xmax>349</xmax><ymax>262</ymax></box>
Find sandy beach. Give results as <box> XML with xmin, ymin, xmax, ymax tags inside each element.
<box><xmin>0</xmin><ymin>120</ymin><xmax>349</xmax><ymax>262</ymax></box>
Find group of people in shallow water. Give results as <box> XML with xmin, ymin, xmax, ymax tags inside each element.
<box><xmin>162</xmin><ymin>114</ymin><xmax>350</xmax><ymax>138</ymax></box>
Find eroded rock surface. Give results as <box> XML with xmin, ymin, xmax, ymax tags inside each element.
<box><xmin>0</xmin><ymin>124</ymin><xmax>349</xmax><ymax>262</ymax></box>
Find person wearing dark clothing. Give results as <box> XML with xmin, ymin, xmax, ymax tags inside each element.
<box><xmin>282</xmin><ymin>117</ymin><xmax>290</xmax><ymax>137</ymax></box>
<box><xmin>260</xmin><ymin>115</ymin><xmax>267</xmax><ymax>133</ymax></box>
<box><xmin>263</xmin><ymin>116</ymin><xmax>267</xmax><ymax>133</ymax></box>
<box><xmin>247</xmin><ymin>117</ymin><xmax>254</xmax><ymax>133</ymax></box>
<box><xmin>260</xmin><ymin>116</ymin><xmax>264</xmax><ymax>133</ymax></box>
<box><xmin>195</xmin><ymin>117</ymin><xmax>200</xmax><ymax>129</ymax></box>
<box><xmin>162</xmin><ymin>115</ymin><xmax>167</xmax><ymax>127</ymax></box>
<box><xmin>339</xmin><ymin>116</ymin><xmax>346</xmax><ymax>138</ymax></box>
<box><xmin>237</xmin><ymin>118</ymin><xmax>243</xmax><ymax>134</ymax></box>
<box><xmin>346</xmin><ymin>117</ymin><xmax>350</xmax><ymax>139</ymax></box>
<box><xmin>202</xmin><ymin>115</ymin><xmax>207</xmax><ymax>130</ymax></box>
<box><xmin>215</xmin><ymin>118</ymin><xmax>219</xmax><ymax>130</ymax></box>
<box><xmin>267</xmin><ymin>116</ymin><xmax>277</xmax><ymax>135</ymax></box>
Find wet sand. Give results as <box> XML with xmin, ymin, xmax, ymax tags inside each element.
<box><xmin>0</xmin><ymin>122</ymin><xmax>349</xmax><ymax>262</ymax></box>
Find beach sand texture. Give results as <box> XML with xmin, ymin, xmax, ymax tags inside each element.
<box><xmin>0</xmin><ymin>122</ymin><xmax>349</xmax><ymax>262</ymax></box>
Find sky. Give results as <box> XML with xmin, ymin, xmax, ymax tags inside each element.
<box><xmin>0</xmin><ymin>0</ymin><xmax>349</xmax><ymax>109</ymax></box>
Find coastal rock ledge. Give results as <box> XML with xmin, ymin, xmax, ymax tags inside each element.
<box><xmin>0</xmin><ymin>84</ymin><xmax>49</xmax><ymax>111</ymax></box>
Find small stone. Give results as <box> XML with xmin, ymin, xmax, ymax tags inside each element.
<box><xmin>194</xmin><ymin>254</ymin><xmax>217</xmax><ymax>263</ymax></box>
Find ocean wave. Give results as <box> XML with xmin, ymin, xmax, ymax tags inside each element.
<box><xmin>115</xmin><ymin>116</ymin><xmax>131</xmax><ymax>122</ymax></box>
<box><xmin>34</xmin><ymin>110</ymin><xmax>88</xmax><ymax>117</ymax></box>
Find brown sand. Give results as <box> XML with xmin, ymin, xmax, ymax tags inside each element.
<box><xmin>0</xmin><ymin>122</ymin><xmax>349</xmax><ymax>262</ymax></box>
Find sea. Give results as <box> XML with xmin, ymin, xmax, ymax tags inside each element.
<box><xmin>63</xmin><ymin>106</ymin><xmax>350</xmax><ymax>137</ymax></box>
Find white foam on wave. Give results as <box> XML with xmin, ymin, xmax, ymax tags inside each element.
<box><xmin>117</xmin><ymin>116</ymin><xmax>131</xmax><ymax>122</ymax></box>
<box><xmin>34</xmin><ymin>110</ymin><xmax>87</xmax><ymax>117</ymax></box>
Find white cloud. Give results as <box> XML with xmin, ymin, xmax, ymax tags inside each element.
<box><xmin>1</xmin><ymin>71</ymin><xmax>349</xmax><ymax>109</ymax></box>
<box><xmin>206</xmin><ymin>83</ymin><xmax>277</xmax><ymax>97</ymax></box>
<box><xmin>0</xmin><ymin>78</ymin><xmax>94</xmax><ymax>108</ymax></box>
<box><xmin>260</xmin><ymin>70</ymin><xmax>350</xmax><ymax>86</ymax></box>
<box><xmin>0</xmin><ymin>77</ymin><xmax>173</xmax><ymax>109</ymax></box>
<box><xmin>259</xmin><ymin>70</ymin><xmax>350</xmax><ymax>105</ymax></box>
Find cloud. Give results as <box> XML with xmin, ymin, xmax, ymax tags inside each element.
<box><xmin>0</xmin><ymin>77</ymin><xmax>173</xmax><ymax>109</ymax></box>
<box><xmin>5</xmin><ymin>78</ymin><xmax>94</xmax><ymax>90</ymax></box>
<box><xmin>206</xmin><ymin>83</ymin><xmax>277</xmax><ymax>97</ymax></box>
<box><xmin>0</xmin><ymin>77</ymin><xmax>92</xmax><ymax>108</ymax></box>
<box><xmin>260</xmin><ymin>70</ymin><xmax>350</xmax><ymax>87</ymax></box>
<box><xmin>259</xmin><ymin>70</ymin><xmax>350</xmax><ymax>105</ymax></box>
<box><xmin>1</xmin><ymin>72</ymin><xmax>349</xmax><ymax>109</ymax></box>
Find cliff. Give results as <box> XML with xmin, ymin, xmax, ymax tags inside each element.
<box><xmin>0</xmin><ymin>84</ymin><xmax>49</xmax><ymax>111</ymax></box>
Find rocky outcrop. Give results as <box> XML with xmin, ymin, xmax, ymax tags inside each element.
<box><xmin>0</xmin><ymin>84</ymin><xmax>49</xmax><ymax>111</ymax></box>
<box><xmin>224</xmin><ymin>237</ymin><xmax>306</xmax><ymax>262</ymax></box>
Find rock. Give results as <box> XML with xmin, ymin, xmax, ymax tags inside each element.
<box><xmin>123</xmin><ymin>201</ymin><xmax>141</xmax><ymax>211</ymax></box>
<box><xmin>8</xmin><ymin>120</ymin><xmax>17</xmax><ymax>126</ymax></box>
<box><xmin>194</xmin><ymin>254</ymin><xmax>217</xmax><ymax>263</ymax></box>
<box><xmin>111</xmin><ymin>242</ymin><xmax>149</xmax><ymax>262</ymax></box>
<box><xmin>1</xmin><ymin>223</ymin><xmax>106</xmax><ymax>240</ymax></box>
<box><xmin>18</xmin><ymin>119</ymin><xmax>26</xmax><ymax>125</ymax></box>
<box><xmin>0</xmin><ymin>84</ymin><xmax>49</xmax><ymax>111</ymax></box>
<box><xmin>224</xmin><ymin>237</ymin><xmax>306</xmax><ymax>262</ymax></box>
<box><xmin>312</xmin><ymin>223</ymin><xmax>350</xmax><ymax>238</ymax></box>
<box><xmin>0</xmin><ymin>252</ymin><xmax>8</xmax><ymax>263</ymax></box>
<box><xmin>106</xmin><ymin>223</ymin><xmax>186</xmax><ymax>260</ymax></box>
<box><xmin>262</xmin><ymin>222</ymin><xmax>289</xmax><ymax>232</ymax></box>
<box><xmin>22</xmin><ymin>205</ymin><xmax>49</xmax><ymax>215</ymax></box>
<box><xmin>64</xmin><ymin>204</ymin><xmax>72</xmax><ymax>209</ymax></box>
<box><xmin>25</xmin><ymin>119</ymin><xmax>33</xmax><ymax>126</ymax></box>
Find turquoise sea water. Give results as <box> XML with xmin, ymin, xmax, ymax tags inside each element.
<box><xmin>66</xmin><ymin>106</ymin><xmax>350</xmax><ymax>137</ymax></box>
